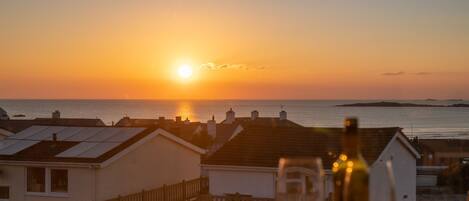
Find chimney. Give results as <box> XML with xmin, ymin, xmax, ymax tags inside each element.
<box><xmin>121</xmin><ymin>116</ymin><xmax>131</xmax><ymax>126</ymax></box>
<box><xmin>224</xmin><ymin>108</ymin><xmax>235</xmax><ymax>124</ymax></box>
<box><xmin>158</xmin><ymin>116</ymin><xmax>166</xmax><ymax>126</ymax></box>
<box><xmin>52</xmin><ymin>133</ymin><xmax>58</xmax><ymax>142</ymax></box>
<box><xmin>207</xmin><ymin>115</ymin><xmax>216</xmax><ymax>138</ymax></box>
<box><xmin>0</xmin><ymin>107</ymin><xmax>9</xmax><ymax>120</ymax></box>
<box><xmin>184</xmin><ymin>117</ymin><xmax>190</xmax><ymax>125</ymax></box>
<box><xmin>251</xmin><ymin>110</ymin><xmax>259</xmax><ymax>120</ymax></box>
<box><xmin>175</xmin><ymin>116</ymin><xmax>182</xmax><ymax>123</ymax></box>
<box><xmin>279</xmin><ymin>110</ymin><xmax>287</xmax><ymax>120</ymax></box>
<box><xmin>52</xmin><ymin>110</ymin><xmax>61</xmax><ymax>119</ymax></box>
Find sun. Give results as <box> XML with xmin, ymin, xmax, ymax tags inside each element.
<box><xmin>178</xmin><ymin>64</ymin><xmax>193</xmax><ymax>79</ymax></box>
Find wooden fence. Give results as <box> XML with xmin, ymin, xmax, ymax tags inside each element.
<box><xmin>106</xmin><ymin>177</ymin><xmax>209</xmax><ymax>201</ymax></box>
<box><xmin>210</xmin><ymin>195</ymin><xmax>274</xmax><ymax>201</ymax></box>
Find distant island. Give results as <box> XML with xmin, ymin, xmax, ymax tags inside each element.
<box><xmin>424</xmin><ymin>98</ymin><xmax>463</xmax><ymax>101</ymax></box>
<box><xmin>337</xmin><ymin>101</ymin><xmax>469</xmax><ymax>107</ymax></box>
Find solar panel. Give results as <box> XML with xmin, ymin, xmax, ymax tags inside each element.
<box><xmin>10</xmin><ymin>126</ymin><xmax>49</xmax><ymax>140</ymax></box>
<box><xmin>0</xmin><ymin>139</ymin><xmax>20</xmax><ymax>150</ymax></box>
<box><xmin>64</xmin><ymin>127</ymin><xmax>106</xmax><ymax>141</ymax></box>
<box><xmin>84</xmin><ymin>128</ymin><xmax>122</xmax><ymax>142</ymax></box>
<box><xmin>55</xmin><ymin>127</ymin><xmax>145</xmax><ymax>158</ymax></box>
<box><xmin>55</xmin><ymin>142</ymin><xmax>99</xmax><ymax>157</ymax></box>
<box><xmin>27</xmin><ymin>126</ymin><xmax>67</xmax><ymax>140</ymax></box>
<box><xmin>44</xmin><ymin>127</ymin><xmax>84</xmax><ymax>141</ymax></box>
<box><xmin>106</xmin><ymin>128</ymin><xmax>145</xmax><ymax>142</ymax></box>
<box><xmin>76</xmin><ymin>142</ymin><xmax>120</xmax><ymax>158</ymax></box>
<box><xmin>0</xmin><ymin>125</ymin><xmax>148</xmax><ymax>158</ymax></box>
<box><xmin>0</xmin><ymin>140</ymin><xmax>38</xmax><ymax>155</ymax></box>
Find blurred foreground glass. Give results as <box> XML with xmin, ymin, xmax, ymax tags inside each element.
<box><xmin>277</xmin><ymin>157</ymin><xmax>324</xmax><ymax>201</ymax></box>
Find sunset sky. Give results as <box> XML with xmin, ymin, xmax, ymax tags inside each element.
<box><xmin>1</xmin><ymin>0</ymin><xmax>468</xmax><ymax>99</ymax></box>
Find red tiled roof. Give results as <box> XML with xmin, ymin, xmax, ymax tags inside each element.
<box><xmin>203</xmin><ymin>126</ymin><xmax>400</xmax><ymax>168</ymax></box>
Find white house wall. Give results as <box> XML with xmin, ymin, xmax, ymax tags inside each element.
<box><xmin>0</xmin><ymin>164</ymin><xmax>96</xmax><ymax>201</ymax></box>
<box><xmin>96</xmin><ymin>134</ymin><xmax>201</xmax><ymax>201</ymax></box>
<box><xmin>205</xmin><ymin>135</ymin><xmax>417</xmax><ymax>201</ymax></box>
<box><xmin>370</xmin><ymin>137</ymin><xmax>417</xmax><ymax>201</ymax></box>
<box><xmin>208</xmin><ymin>169</ymin><xmax>276</xmax><ymax>198</ymax></box>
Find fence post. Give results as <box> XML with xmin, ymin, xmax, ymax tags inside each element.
<box><xmin>201</xmin><ymin>177</ymin><xmax>208</xmax><ymax>194</ymax></box>
<box><xmin>182</xmin><ymin>180</ymin><xmax>187</xmax><ymax>201</ymax></box>
<box><xmin>141</xmin><ymin>189</ymin><xmax>145</xmax><ymax>201</ymax></box>
<box><xmin>163</xmin><ymin>184</ymin><xmax>167</xmax><ymax>201</ymax></box>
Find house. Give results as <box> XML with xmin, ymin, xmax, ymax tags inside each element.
<box><xmin>412</xmin><ymin>138</ymin><xmax>469</xmax><ymax>188</ymax></box>
<box><xmin>414</xmin><ymin>138</ymin><xmax>469</xmax><ymax>166</ymax></box>
<box><xmin>221</xmin><ymin>109</ymin><xmax>303</xmax><ymax>128</ymax></box>
<box><xmin>115</xmin><ymin>116</ymin><xmax>203</xmax><ymax>142</ymax></box>
<box><xmin>0</xmin><ymin>110</ymin><xmax>106</xmax><ymax>136</ymax></box>
<box><xmin>204</xmin><ymin>109</ymin><xmax>303</xmax><ymax>155</ymax></box>
<box><xmin>0</xmin><ymin>125</ymin><xmax>205</xmax><ymax>201</ymax></box>
<box><xmin>202</xmin><ymin>126</ymin><xmax>420</xmax><ymax>201</ymax></box>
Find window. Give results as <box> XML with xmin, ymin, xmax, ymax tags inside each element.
<box><xmin>51</xmin><ymin>169</ymin><xmax>68</xmax><ymax>193</ymax></box>
<box><xmin>26</xmin><ymin>167</ymin><xmax>69</xmax><ymax>195</ymax></box>
<box><xmin>0</xmin><ymin>186</ymin><xmax>9</xmax><ymax>199</ymax></box>
<box><xmin>27</xmin><ymin>167</ymin><xmax>45</xmax><ymax>193</ymax></box>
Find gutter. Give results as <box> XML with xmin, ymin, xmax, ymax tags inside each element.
<box><xmin>202</xmin><ymin>164</ymin><xmax>332</xmax><ymax>174</ymax></box>
<box><xmin>0</xmin><ymin>160</ymin><xmax>100</xmax><ymax>168</ymax></box>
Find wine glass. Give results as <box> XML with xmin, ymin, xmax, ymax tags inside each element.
<box><xmin>277</xmin><ymin>157</ymin><xmax>325</xmax><ymax>201</ymax></box>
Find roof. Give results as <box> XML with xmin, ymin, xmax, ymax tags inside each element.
<box><xmin>34</xmin><ymin>118</ymin><xmax>105</xmax><ymax>127</ymax></box>
<box><xmin>115</xmin><ymin>117</ymin><xmax>202</xmax><ymax>141</ymax></box>
<box><xmin>0</xmin><ymin>118</ymin><xmax>106</xmax><ymax>133</ymax></box>
<box><xmin>417</xmin><ymin>139</ymin><xmax>469</xmax><ymax>153</ymax></box>
<box><xmin>0</xmin><ymin>108</ymin><xmax>6</xmax><ymax>114</ymax></box>
<box><xmin>223</xmin><ymin>117</ymin><xmax>303</xmax><ymax>128</ymax></box>
<box><xmin>212</xmin><ymin>124</ymin><xmax>240</xmax><ymax>146</ymax></box>
<box><xmin>0</xmin><ymin>125</ymin><xmax>204</xmax><ymax>165</ymax></box>
<box><xmin>203</xmin><ymin>126</ymin><xmax>401</xmax><ymax>168</ymax></box>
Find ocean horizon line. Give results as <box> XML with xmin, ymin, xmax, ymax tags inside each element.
<box><xmin>0</xmin><ymin>98</ymin><xmax>466</xmax><ymax>101</ymax></box>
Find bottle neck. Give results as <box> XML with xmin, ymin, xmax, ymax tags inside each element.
<box><xmin>342</xmin><ymin>134</ymin><xmax>361</xmax><ymax>157</ymax></box>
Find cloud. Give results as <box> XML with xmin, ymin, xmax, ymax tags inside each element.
<box><xmin>199</xmin><ymin>62</ymin><xmax>266</xmax><ymax>71</ymax></box>
<box><xmin>382</xmin><ymin>71</ymin><xmax>405</xmax><ymax>76</ymax></box>
<box><xmin>413</xmin><ymin>72</ymin><xmax>432</xmax><ymax>75</ymax></box>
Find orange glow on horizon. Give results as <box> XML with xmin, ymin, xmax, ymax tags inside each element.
<box><xmin>1</xmin><ymin>1</ymin><xmax>469</xmax><ymax>99</ymax></box>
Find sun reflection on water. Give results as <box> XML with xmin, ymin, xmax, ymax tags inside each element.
<box><xmin>176</xmin><ymin>101</ymin><xmax>194</xmax><ymax>121</ymax></box>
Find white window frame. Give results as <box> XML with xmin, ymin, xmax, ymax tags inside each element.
<box><xmin>0</xmin><ymin>185</ymin><xmax>10</xmax><ymax>201</ymax></box>
<box><xmin>25</xmin><ymin>167</ymin><xmax>69</xmax><ymax>198</ymax></box>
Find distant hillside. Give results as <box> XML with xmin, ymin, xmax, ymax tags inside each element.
<box><xmin>337</xmin><ymin>101</ymin><xmax>469</xmax><ymax>107</ymax></box>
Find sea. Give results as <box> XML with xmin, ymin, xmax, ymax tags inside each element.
<box><xmin>1</xmin><ymin>99</ymin><xmax>469</xmax><ymax>139</ymax></box>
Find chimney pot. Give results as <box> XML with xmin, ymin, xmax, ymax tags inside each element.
<box><xmin>279</xmin><ymin>110</ymin><xmax>287</xmax><ymax>120</ymax></box>
<box><xmin>207</xmin><ymin>115</ymin><xmax>217</xmax><ymax>138</ymax></box>
<box><xmin>251</xmin><ymin>110</ymin><xmax>259</xmax><ymax>120</ymax></box>
<box><xmin>52</xmin><ymin>110</ymin><xmax>60</xmax><ymax>119</ymax></box>
<box><xmin>224</xmin><ymin>108</ymin><xmax>236</xmax><ymax>124</ymax></box>
<box><xmin>52</xmin><ymin>133</ymin><xmax>58</xmax><ymax>141</ymax></box>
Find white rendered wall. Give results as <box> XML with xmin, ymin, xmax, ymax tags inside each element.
<box><xmin>370</xmin><ymin>138</ymin><xmax>416</xmax><ymax>201</ymax></box>
<box><xmin>0</xmin><ymin>165</ymin><xmax>96</xmax><ymax>201</ymax></box>
<box><xmin>96</xmin><ymin>134</ymin><xmax>201</xmax><ymax>201</ymax></box>
<box><xmin>208</xmin><ymin>169</ymin><xmax>276</xmax><ymax>198</ymax></box>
